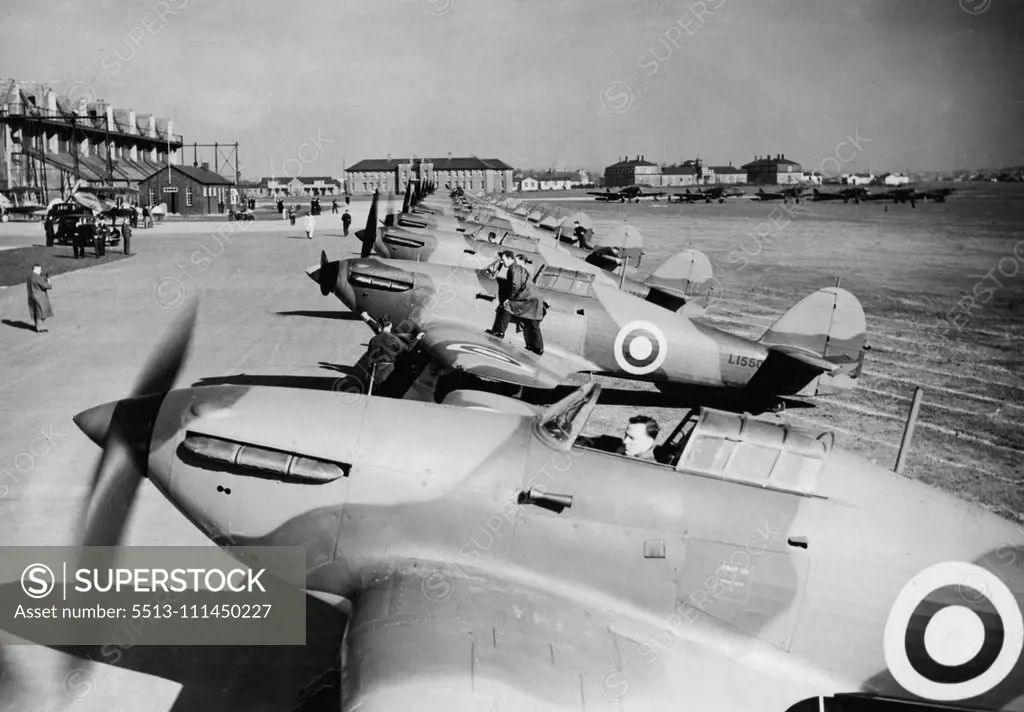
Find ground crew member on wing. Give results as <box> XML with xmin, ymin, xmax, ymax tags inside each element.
<box><xmin>363</xmin><ymin>314</ymin><xmax>424</xmax><ymax>396</ymax></box>
<box><xmin>485</xmin><ymin>250</ymin><xmax>546</xmax><ymax>356</ymax></box>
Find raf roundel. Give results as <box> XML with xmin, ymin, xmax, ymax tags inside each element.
<box><xmin>613</xmin><ymin>321</ymin><xmax>668</xmax><ymax>375</ymax></box>
<box><xmin>883</xmin><ymin>561</ymin><xmax>1024</xmax><ymax>702</ymax></box>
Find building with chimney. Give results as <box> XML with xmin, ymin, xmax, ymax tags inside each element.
<box><xmin>344</xmin><ymin>156</ymin><xmax>514</xmax><ymax>196</ymax></box>
<box><xmin>0</xmin><ymin>78</ymin><xmax>184</xmax><ymax>201</ymax></box>
<box><xmin>740</xmin><ymin>154</ymin><xmax>803</xmax><ymax>185</ymax></box>
<box><xmin>603</xmin><ymin>155</ymin><xmax>661</xmax><ymax>187</ymax></box>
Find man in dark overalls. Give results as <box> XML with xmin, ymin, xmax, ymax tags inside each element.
<box><xmin>485</xmin><ymin>251</ymin><xmax>546</xmax><ymax>356</ymax></box>
<box><xmin>363</xmin><ymin>315</ymin><xmax>423</xmax><ymax>396</ymax></box>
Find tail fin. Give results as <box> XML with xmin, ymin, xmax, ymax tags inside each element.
<box><xmin>643</xmin><ymin>248</ymin><xmax>721</xmax><ymax>318</ymax></box>
<box><xmin>752</xmin><ymin>287</ymin><xmax>867</xmax><ymax>397</ymax></box>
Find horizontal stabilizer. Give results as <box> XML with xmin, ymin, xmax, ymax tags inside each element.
<box><xmin>767</xmin><ymin>345</ymin><xmax>838</xmax><ymax>372</ymax></box>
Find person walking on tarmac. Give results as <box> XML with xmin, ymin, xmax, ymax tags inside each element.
<box><xmin>121</xmin><ymin>220</ymin><xmax>132</xmax><ymax>255</ymax></box>
<box><xmin>485</xmin><ymin>251</ymin><xmax>546</xmax><ymax>356</ymax></box>
<box><xmin>304</xmin><ymin>211</ymin><xmax>316</xmax><ymax>239</ymax></box>
<box><xmin>341</xmin><ymin>209</ymin><xmax>351</xmax><ymax>236</ymax></box>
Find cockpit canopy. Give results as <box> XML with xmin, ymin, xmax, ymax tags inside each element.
<box><xmin>662</xmin><ymin>408</ymin><xmax>835</xmax><ymax>496</ymax></box>
<box><xmin>532</xmin><ymin>265</ymin><xmax>596</xmax><ymax>298</ymax></box>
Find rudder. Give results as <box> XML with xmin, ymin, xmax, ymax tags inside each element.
<box><xmin>757</xmin><ymin>287</ymin><xmax>867</xmax><ymax>396</ymax></box>
<box><xmin>644</xmin><ymin>248</ymin><xmax>720</xmax><ymax>318</ymax></box>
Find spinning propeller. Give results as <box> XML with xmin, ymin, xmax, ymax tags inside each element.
<box><xmin>62</xmin><ymin>300</ymin><xmax>198</xmax><ymax>680</ymax></box>
<box><xmin>356</xmin><ymin>190</ymin><xmax>379</xmax><ymax>259</ymax></box>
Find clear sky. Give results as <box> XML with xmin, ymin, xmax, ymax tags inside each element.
<box><xmin>2</xmin><ymin>0</ymin><xmax>1021</xmax><ymax>178</ymax></box>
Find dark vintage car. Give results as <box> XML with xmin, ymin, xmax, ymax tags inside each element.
<box><xmin>44</xmin><ymin>202</ymin><xmax>93</xmax><ymax>246</ymax></box>
<box><xmin>45</xmin><ymin>212</ymin><xmax>120</xmax><ymax>248</ymax></box>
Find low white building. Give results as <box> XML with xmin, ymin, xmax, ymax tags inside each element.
<box><xmin>844</xmin><ymin>173</ymin><xmax>875</xmax><ymax>185</ymax></box>
<box><xmin>519</xmin><ymin>176</ymin><xmax>539</xmax><ymax>191</ymax></box>
<box><xmin>884</xmin><ymin>173</ymin><xmax>911</xmax><ymax>186</ymax></box>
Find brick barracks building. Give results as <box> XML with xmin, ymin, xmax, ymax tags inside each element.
<box><xmin>0</xmin><ymin>79</ymin><xmax>183</xmax><ymax>201</ymax></box>
<box><xmin>740</xmin><ymin>154</ymin><xmax>803</xmax><ymax>185</ymax></box>
<box><xmin>345</xmin><ymin>156</ymin><xmax>514</xmax><ymax>196</ymax></box>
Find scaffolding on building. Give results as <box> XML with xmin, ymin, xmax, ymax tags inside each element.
<box><xmin>0</xmin><ymin>83</ymin><xmax>184</xmax><ymax>204</ymax></box>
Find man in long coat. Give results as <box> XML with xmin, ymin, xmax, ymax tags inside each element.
<box><xmin>26</xmin><ymin>264</ymin><xmax>53</xmax><ymax>333</ymax></box>
<box><xmin>485</xmin><ymin>251</ymin><xmax>546</xmax><ymax>355</ymax></box>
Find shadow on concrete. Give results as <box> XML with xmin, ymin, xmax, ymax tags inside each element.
<box><xmin>192</xmin><ymin>374</ymin><xmax>348</xmax><ymax>391</ymax></box>
<box><xmin>1</xmin><ymin>319</ymin><xmax>37</xmax><ymax>332</ymax></box>
<box><xmin>272</xmin><ymin>310</ymin><xmax>362</xmax><ymax>321</ymax></box>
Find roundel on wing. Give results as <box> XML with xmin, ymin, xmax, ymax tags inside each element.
<box><xmin>613</xmin><ymin>321</ymin><xmax>667</xmax><ymax>375</ymax></box>
<box><xmin>446</xmin><ymin>342</ymin><xmax>530</xmax><ymax>371</ymax></box>
<box><xmin>883</xmin><ymin>561</ymin><xmax>1023</xmax><ymax>701</ymax></box>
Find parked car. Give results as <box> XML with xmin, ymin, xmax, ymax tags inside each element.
<box><xmin>44</xmin><ymin>202</ymin><xmax>93</xmax><ymax>246</ymax></box>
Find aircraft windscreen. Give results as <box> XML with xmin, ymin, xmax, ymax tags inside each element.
<box><xmin>533</xmin><ymin>266</ymin><xmax>595</xmax><ymax>297</ymax></box>
<box><xmin>536</xmin><ymin>383</ymin><xmax>601</xmax><ymax>449</ymax></box>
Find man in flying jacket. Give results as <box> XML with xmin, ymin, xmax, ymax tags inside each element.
<box><xmin>485</xmin><ymin>250</ymin><xmax>546</xmax><ymax>356</ymax></box>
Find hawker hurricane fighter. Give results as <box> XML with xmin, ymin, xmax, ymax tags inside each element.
<box><xmin>752</xmin><ymin>186</ymin><xmax>807</xmax><ymax>203</ymax></box>
<box><xmin>307</xmin><ymin>250</ymin><xmax>868</xmax><ymax>411</ymax></box>
<box><xmin>588</xmin><ymin>185</ymin><xmax>668</xmax><ymax>202</ymax></box>
<box><xmin>668</xmin><ymin>186</ymin><xmax>746</xmax><ymax>203</ymax></box>
<box><xmin>58</xmin><ymin>302</ymin><xmax>1024</xmax><ymax>712</ymax></box>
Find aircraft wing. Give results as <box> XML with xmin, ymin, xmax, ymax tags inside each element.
<box><xmin>419</xmin><ymin>320</ymin><xmax>572</xmax><ymax>388</ymax></box>
<box><xmin>339</xmin><ymin>569</ymin><xmax>840</xmax><ymax>710</ymax></box>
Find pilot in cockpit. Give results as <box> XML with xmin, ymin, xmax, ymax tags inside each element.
<box><xmin>617</xmin><ymin>415</ymin><xmax>660</xmax><ymax>461</ymax></box>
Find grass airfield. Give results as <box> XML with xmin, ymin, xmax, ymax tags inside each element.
<box><xmin>0</xmin><ymin>182</ymin><xmax>1021</xmax><ymax>711</ymax></box>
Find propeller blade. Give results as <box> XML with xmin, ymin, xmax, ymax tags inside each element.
<box><xmin>317</xmin><ymin>249</ymin><xmax>339</xmax><ymax>295</ymax></box>
<box><xmin>383</xmin><ymin>190</ymin><xmax>396</xmax><ymax>227</ymax></box>
<box><xmin>131</xmin><ymin>300</ymin><xmax>198</xmax><ymax>397</ymax></box>
<box><xmin>402</xmin><ymin>180</ymin><xmax>413</xmax><ymax>214</ymax></box>
<box><xmin>361</xmin><ymin>191</ymin><xmax>378</xmax><ymax>258</ymax></box>
<box><xmin>63</xmin><ymin>299</ymin><xmax>197</xmax><ymax>683</ymax></box>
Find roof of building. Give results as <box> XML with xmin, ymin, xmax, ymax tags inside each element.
<box><xmin>709</xmin><ymin>165</ymin><xmax>744</xmax><ymax>174</ymax></box>
<box><xmin>741</xmin><ymin>155</ymin><xmax>802</xmax><ymax>169</ymax></box>
<box><xmin>522</xmin><ymin>170</ymin><xmax>582</xmax><ymax>181</ymax></box>
<box><xmin>606</xmin><ymin>157</ymin><xmax>659</xmax><ymax>169</ymax></box>
<box><xmin>347</xmin><ymin>157</ymin><xmax>514</xmax><ymax>172</ymax></box>
<box><xmin>140</xmin><ymin>164</ymin><xmax>233</xmax><ymax>185</ymax></box>
<box><xmin>662</xmin><ymin>165</ymin><xmax>696</xmax><ymax>175</ymax></box>
<box><xmin>296</xmin><ymin>176</ymin><xmax>342</xmax><ymax>185</ymax></box>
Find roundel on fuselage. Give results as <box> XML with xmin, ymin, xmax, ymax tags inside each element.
<box><xmin>613</xmin><ymin>321</ymin><xmax>667</xmax><ymax>375</ymax></box>
<box><xmin>883</xmin><ymin>561</ymin><xmax>1023</xmax><ymax>701</ymax></box>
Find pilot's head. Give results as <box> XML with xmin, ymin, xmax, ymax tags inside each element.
<box><xmin>378</xmin><ymin>315</ymin><xmax>393</xmax><ymax>333</ymax></box>
<box><xmin>487</xmin><ymin>231</ymin><xmax>498</xmax><ymax>242</ymax></box>
<box><xmin>623</xmin><ymin>415</ymin><xmax>659</xmax><ymax>457</ymax></box>
<box><xmin>514</xmin><ymin>253</ymin><xmax>528</xmax><ymax>266</ymax></box>
<box><xmin>498</xmin><ymin>250</ymin><xmax>514</xmax><ymax>266</ymax></box>
<box><xmin>32</xmin><ymin>263</ymin><xmax>42</xmax><ymax>275</ymax></box>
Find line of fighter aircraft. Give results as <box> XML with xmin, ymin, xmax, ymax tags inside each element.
<box><xmin>588</xmin><ymin>184</ymin><xmax>955</xmax><ymax>207</ymax></box>
<box><xmin>61</xmin><ymin>178</ymin><xmax>1023</xmax><ymax>712</ymax></box>
<box><xmin>308</xmin><ymin>182</ymin><xmax>868</xmax><ymax>413</ymax></box>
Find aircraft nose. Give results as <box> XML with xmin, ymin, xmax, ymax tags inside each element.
<box><xmin>73</xmin><ymin>394</ymin><xmax>166</xmax><ymax>462</ymax></box>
